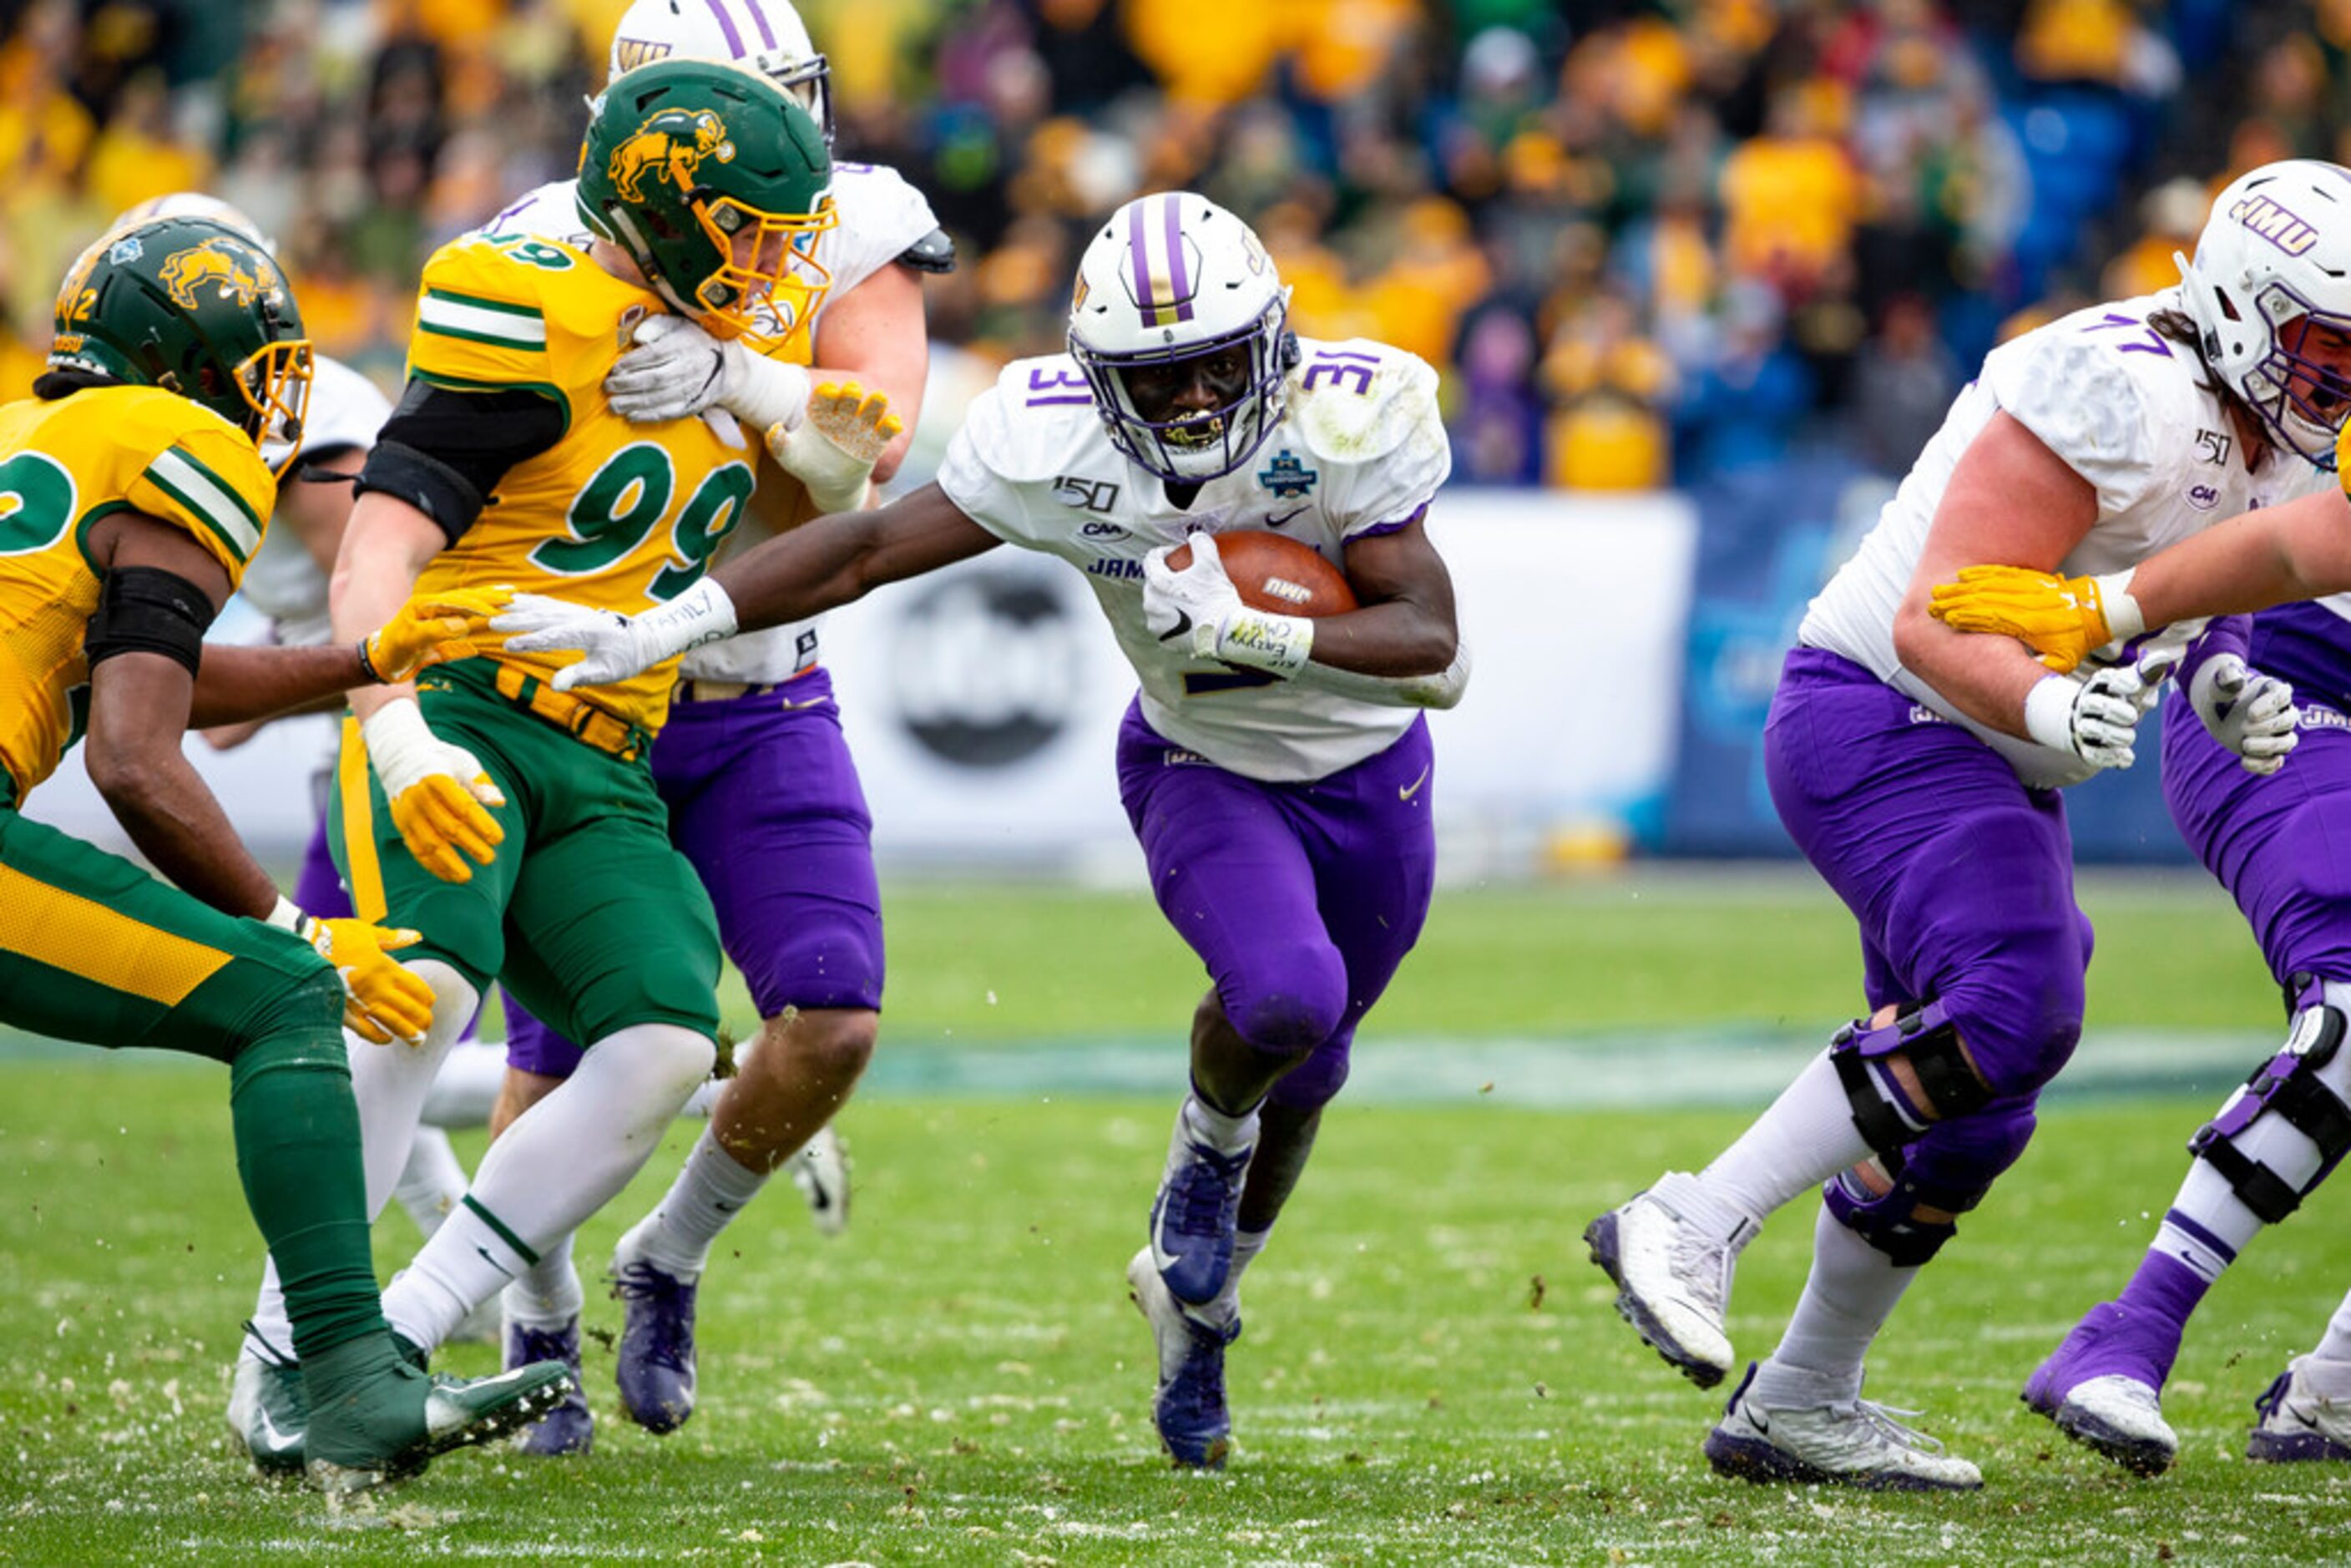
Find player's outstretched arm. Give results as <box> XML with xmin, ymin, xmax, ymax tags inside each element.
<box><xmin>497</xmin><ymin>483</ymin><xmax>999</xmax><ymax>690</ymax></box>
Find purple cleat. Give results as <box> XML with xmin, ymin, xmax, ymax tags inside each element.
<box><xmin>2021</xmin><ymin>1299</ymin><xmax>2182</xmax><ymax>1475</ymax></box>
<box><xmin>507</xmin><ymin>1318</ymin><xmax>592</xmax><ymax>1456</ymax></box>
<box><xmin>611</xmin><ymin>1257</ymin><xmax>699</xmax><ymax>1434</ymax></box>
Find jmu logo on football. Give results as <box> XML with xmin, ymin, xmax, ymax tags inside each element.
<box><xmin>1256</xmin><ymin>448</ymin><xmax>1317</xmax><ymax>498</ymax></box>
<box><xmin>159</xmin><ymin>238</ymin><xmax>273</xmax><ymax>311</ymax></box>
<box><xmin>2230</xmin><ymin>193</ymin><xmax>2321</xmax><ymax>257</ymax></box>
<box><xmin>610</xmin><ymin>109</ymin><xmax>736</xmax><ymax>202</ymax></box>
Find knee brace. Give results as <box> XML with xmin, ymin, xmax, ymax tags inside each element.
<box><xmin>2187</xmin><ymin>974</ymin><xmax>2351</xmax><ymax>1224</ymax></box>
<box><xmin>1828</xmin><ymin>1000</ymin><xmax>1993</xmax><ymax>1169</ymax></box>
<box><xmin>1825</xmin><ymin>1100</ymin><xmax>2038</xmax><ymax>1267</ymax></box>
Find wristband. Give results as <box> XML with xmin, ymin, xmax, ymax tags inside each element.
<box><xmin>2092</xmin><ymin>569</ymin><xmax>2146</xmax><ymax>643</ymax></box>
<box><xmin>265</xmin><ymin>895</ymin><xmax>306</xmax><ymax>933</ymax></box>
<box><xmin>637</xmin><ymin>576</ymin><xmax>740</xmax><ymax>663</ymax></box>
<box><xmin>1214</xmin><ymin>609</ymin><xmax>1315</xmax><ymax>677</ymax></box>
<box><xmin>2023</xmin><ymin>675</ymin><xmax>2082</xmax><ymax>755</ymax></box>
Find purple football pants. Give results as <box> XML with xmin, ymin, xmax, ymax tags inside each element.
<box><xmin>1115</xmin><ymin>701</ymin><xmax>1435</xmax><ymax>1113</ymax></box>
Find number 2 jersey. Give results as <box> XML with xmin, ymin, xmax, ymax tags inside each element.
<box><xmin>937</xmin><ymin>337</ymin><xmax>1452</xmax><ymax>783</ymax></box>
<box><xmin>0</xmin><ymin>386</ymin><xmax>275</xmax><ymax>804</ymax></box>
<box><xmin>399</xmin><ymin>230</ymin><xmax>761</xmax><ymax>736</ymax></box>
<box><xmin>1799</xmin><ymin>290</ymin><xmax>2337</xmax><ymax>790</ymax></box>
<box><xmin>482</xmin><ymin>163</ymin><xmax>941</xmax><ymax>689</ymax></box>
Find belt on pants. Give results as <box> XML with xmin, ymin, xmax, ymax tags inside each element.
<box><xmin>492</xmin><ymin>665</ymin><xmax>652</xmax><ymax>761</ymax></box>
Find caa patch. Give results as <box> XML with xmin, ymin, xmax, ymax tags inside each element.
<box><xmin>2185</xmin><ymin>481</ymin><xmax>2221</xmax><ymax>511</ymax></box>
<box><xmin>1256</xmin><ymin>448</ymin><xmax>1317</xmax><ymax>498</ymax></box>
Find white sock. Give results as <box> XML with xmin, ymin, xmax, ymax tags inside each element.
<box><xmin>1696</xmin><ymin>1050</ymin><xmax>1873</xmax><ymax>1228</ymax></box>
<box><xmin>2160</xmin><ymin>987</ymin><xmax>2351</xmax><ymax>1263</ymax></box>
<box><xmin>621</xmin><ymin>1124</ymin><xmax>771</xmax><ymax>1281</ymax></box>
<box><xmin>419</xmin><ymin>1039</ymin><xmax>508</xmax><ymax>1130</ymax></box>
<box><xmin>393</xmin><ymin>1125</ymin><xmax>471</xmax><ymax>1239</ymax></box>
<box><xmin>1178</xmin><ymin>1092</ymin><xmax>1257</xmax><ymax>1157</ymax></box>
<box><xmin>381</xmin><ymin>1022</ymin><xmax>715</xmax><ymax>1356</ymax></box>
<box><xmin>242</xmin><ymin>960</ymin><xmax>477</xmax><ymax>1365</ymax></box>
<box><xmin>2313</xmin><ymin>1287</ymin><xmax>2351</xmax><ymax>1368</ymax></box>
<box><xmin>501</xmin><ymin>1231</ymin><xmax>584</xmax><ymax>1330</ymax></box>
<box><xmin>1751</xmin><ymin>1197</ymin><xmax>1919</xmax><ymax>1406</ymax></box>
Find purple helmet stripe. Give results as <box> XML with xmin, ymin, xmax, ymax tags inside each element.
<box><xmin>701</xmin><ymin>0</ymin><xmax>748</xmax><ymax>57</ymax></box>
<box><xmin>1161</xmin><ymin>195</ymin><xmax>1194</xmax><ymax>323</ymax></box>
<box><xmin>1128</xmin><ymin>200</ymin><xmax>1157</xmax><ymax>323</ymax></box>
<box><xmin>743</xmin><ymin>0</ymin><xmax>780</xmax><ymax>51</ymax></box>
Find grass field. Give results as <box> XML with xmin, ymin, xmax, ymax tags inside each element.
<box><xmin>3</xmin><ymin>874</ymin><xmax>2348</xmax><ymax>1565</ymax></box>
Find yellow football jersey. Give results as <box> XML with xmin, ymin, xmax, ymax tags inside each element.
<box><xmin>0</xmin><ymin>386</ymin><xmax>274</xmax><ymax>804</ymax></box>
<box><xmin>404</xmin><ymin>231</ymin><xmax>757</xmax><ymax>736</ymax></box>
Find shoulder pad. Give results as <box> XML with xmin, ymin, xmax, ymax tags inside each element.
<box><xmin>1284</xmin><ymin>339</ymin><xmax>1443</xmax><ymax>467</ymax></box>
<box><xmin>970</xmin><ymin>354</ymin><xmax>1103</xmax><ymax>484</ymax></box>
<box><xmin>112</xmin><ymin>389</ymin><xmax>275</xmax><ymax>573</ymax></box>
<box><xmin>897</xmin><ymin>227</ymin><xmax>957</xmax><ymax>275</ymax></box>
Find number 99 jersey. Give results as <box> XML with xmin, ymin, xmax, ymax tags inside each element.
<box><xmin>0</xmin><ymin>385</ymin><xmax>275</xmax><ymax>803</ymax></box>
<box><xmin>402</xmin><ymin>231</ymin><xmax>756</xmax><ymax>736</ymax></box>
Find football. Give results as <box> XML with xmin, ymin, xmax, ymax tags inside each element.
<box><xmin>1169</xmin><ymin>529</ymin><xmax>1359</xmax><ymax>617</ymax></box>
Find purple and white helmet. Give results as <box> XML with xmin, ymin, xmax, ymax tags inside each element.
<box><xmin>1067</xmin><ymin>192</ymin><xmax>1296</xmax><ymax>484</ymax></box>
<box><xmin>2177</xmin><ymin>159</ymin><xmax>2351</xmax><ymax>469</ymax></box>
<box><xmin>607</xmin><ymin>0</ymin><xmax>831</xmax><ymax>143</ymax></box>
<box><xmin>114</xmin><ymin>191</ymin><xmax>276</xmax><ymax>255</ymax></box>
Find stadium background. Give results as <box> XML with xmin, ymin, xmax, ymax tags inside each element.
<box><xmin>4</xmin><ymin>0</ymin><xmax>2331</xmax><ymax>874</ymax></box>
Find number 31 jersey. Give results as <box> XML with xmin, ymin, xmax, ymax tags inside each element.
<box><xmin>0</xmin><ymin>386</ymin><xmax>275</xmax><ymax>803</ymax></box>
<box><xmin>937</xmin><ymin>336</ymin><xmax>1451</xmax><ymax>783</ymax></box>
<box><xmin>402</xmin><ymin>231</ymin><xmax>757</xmax><ymax>737</ymax></box>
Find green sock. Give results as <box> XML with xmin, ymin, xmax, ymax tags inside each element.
<box><xmin>228</xmin><ymin>1026</ymin><xmax>388</xmax><ymax>1363</ymax></box>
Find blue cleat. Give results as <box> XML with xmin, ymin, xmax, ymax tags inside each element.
<box><xmin>506</xmin><ymin>1318</ymin><xmax>592</xmax><ymax>1456</ymax></box>
<box><xmin>1128</xmin><ymin>1248</ymin><xmax>1240</xmax><ymax>1469</ymax></box>
<box><xmin>1148</xmin><ymin>1110</ymin><xmax>1255</xmax><ymax>1307</ymax></box>
<box><xmin>611</xmin><ymin>1257</ymin><xmax>700</xmax><ymax>1434</ymax></box>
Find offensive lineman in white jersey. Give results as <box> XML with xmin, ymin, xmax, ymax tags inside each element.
<box><xmin>1584</xmin><ymin>161</ymin><xmax>2351</xmax><ymax>1490</ymax></box>
<box><xmin>487</xmin><ymin>190</ymin><xmax>1469</xmax><ymax>1469</ymax></box>
<box><xmin>461</xmin><ymin>0</ymin><xmax>946</xmax><ymax>1451</ymax></box>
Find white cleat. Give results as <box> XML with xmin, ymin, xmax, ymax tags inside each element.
<box><xmin>788</xmin><ymin>1125</ymin><xmax>850</xmax><ymax>1237</ymax></box>
<box><xmin>2045</xmin><ymin>1374</ymin><xmax>2177</xmax><ymax>1475</ymax></box>
<box><xmin>2248</xmin><ymin>1356</ymin><xmax>2351</xmax><ymax>1463</ymax></box>
<box><xmin>1584</xmin><ymin>1172</ymin><xmax>1745</xmax><ymax>1388</ymax></box>
<box><xmin>1705</xmin><ymin>1363</ymin><xmax>1983</xmax><ymax>1491</ymax></box>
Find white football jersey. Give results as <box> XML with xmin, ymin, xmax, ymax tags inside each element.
<box><xmin>481</xmin><ymin>163</ymin><xmax>938</xmax><ymax>685</ymax></box>
<box><xmin>937</xmin><ymin>336</ymin><xmax>1452</xmax><ymax>782</ymax></box>
<box><xmin>240</xmin><ymin>354</ymin><xmax>392</xmax><ymax>647</ymax></box>
<box><xmin>1802</xmin><ymin>290</ymin><xmax>2337</xmax><ymax>789</ymax></box>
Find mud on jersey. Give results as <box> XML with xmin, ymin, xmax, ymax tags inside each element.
<box><xmin>1802</xmin><ymin>290</ymin><xmax>2338</xmax><ymax>790</ymax></box>
<box><xmin>402</xmin><ymin>230</ymin><xmax>760</xmax><ymax>736</ymax></box>
<box><xmin>937</xmin><ymin>336</ymin><xmax>1451</xmax><ymax>783</ymax></box>
<box><xmin>0</xmin><ymin>386</ymin><xmax>276</xmax><ymax>801</ymax></box>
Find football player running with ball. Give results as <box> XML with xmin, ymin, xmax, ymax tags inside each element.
<box><xmin>1</xmin><ymin>215</ymin><xmax>566</xmax><ymax>1490</ymax></box>
<box><xmin>466</xmin><ymin>0</ymin><xmax>944</xmax><ymax>1450</ymax></box>
<box><xmin>1585</xmin><ymin>160</ymin><xmax>2351</xmax><ymax>1490</ymax></box>
<box><xmin>488</xmin><ymin>191</ymin><xmax>1469</xmax><ymax>1469</ymax></box>
<box><xmin>226</xmin><ymin>60</ymin><xmax>887</xmax><ymax>1469</ymax></box>
<box><xmin>1931</xmin><ymin>164</ymin><xmax>2351</xmax><ymax>1472</ymax></box>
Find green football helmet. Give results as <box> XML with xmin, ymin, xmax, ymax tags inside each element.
<box><xmin>48</xmin><ymin>215</ymin><xmax>312</xmax><ymax>470</ymax></box>
<box><xmin>576</xmin><ymin>56</ymin><xmax>836</xmax><ymax>352</ymax></box>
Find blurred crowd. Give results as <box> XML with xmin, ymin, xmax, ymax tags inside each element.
<box><xmin>0</xmin><ymin>0</ymin><xmax>2345</xmax><ymax>489</ymax></box>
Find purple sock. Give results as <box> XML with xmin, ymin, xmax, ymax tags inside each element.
<box><xmin>2115</xmin><ymin>1249</ymin><xmax>2211</xmax><ymax>1356</ymax></box>
<box><xmin>2029</xmin><ymin>1251</ymin><xmax>2210</xmax><ymax>1409</ymax></box>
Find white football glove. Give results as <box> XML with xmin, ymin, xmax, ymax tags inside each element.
<box><xmin>2190</xmin><ymin>652</ymin><xmax>2298</xmax><ymax>776</ymax></box>
<box><xmin>2023</xmin><ymin>662</ymin><xmax>2156</xmax><ymax>770</ymax></box>
<box><xmin>493</xmin><ymin>578</ymin><xmax>739</xmax><ymax>690</ymax></box>
<box><xmin>603</xmin><ymin>315</ymin><xmax>810</xmax><ymax>431</ymax></box>
<box><xmin>765</xmin><ymin>379</ymin><xmax>902</xmax><ymax>515</ymax></box>
<box><xmin>1140</xmin><ymin>532</ymin><xmax>1313</xmax><ymax>677</ymax></box>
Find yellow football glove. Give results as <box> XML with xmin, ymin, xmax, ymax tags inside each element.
<box><xmin>360</xmin><ymin>700</ymin><xmax>505</xmax><ymax>883</ymax></box>
<box><xmin>360</xmin><ymin>586</ymin><xmax>518</xmax><ymax>683</ymax></box>
<box><xmin>1929</xmin><ymin>565</ymin><xmax>2124</xmax><ymax>674</ymax></box>
<box><xmin>267</xmin><ymin>901</ymin><xmax>434</xmax><ymax>1044</ymax></box>
<box><xmin>765</xmin><ymin>380</ymin><xmax>903</xmax><ymax>515</ymax></box>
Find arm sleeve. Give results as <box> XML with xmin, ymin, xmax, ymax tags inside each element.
<box><xmin>354</xmin><ymin>380</ymin><xmax>565</xmax><ymax>544</ymax></box>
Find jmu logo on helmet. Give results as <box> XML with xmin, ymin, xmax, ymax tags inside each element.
<box><xmin>2231</xmin><ymin>193</ymin><xmax>2322</xmax><ymax>257</ymax></box>
<box><xmin>613</xmin><ymin>38</ymin><xmax>673</xmax><ymax>73</ymax></box>
<box><xmin>159</xmin><ymin>238</ymin><xmax>273</xmax><ymax>311</ymax></box>
<box><xmin>610</xmin><ymin>109</ymin><xmax>737</xmax><ymax>203</ymax></box>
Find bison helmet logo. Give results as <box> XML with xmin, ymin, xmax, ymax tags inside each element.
<box><xmin>159</xmin><ymin>237</ymin><xmax>272</xmax><ymax>311</ymax></box>
<box><xmin>609</xmin><ymin>109</ymin><xmax>736</xmax><ymax>203</ymax></box>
